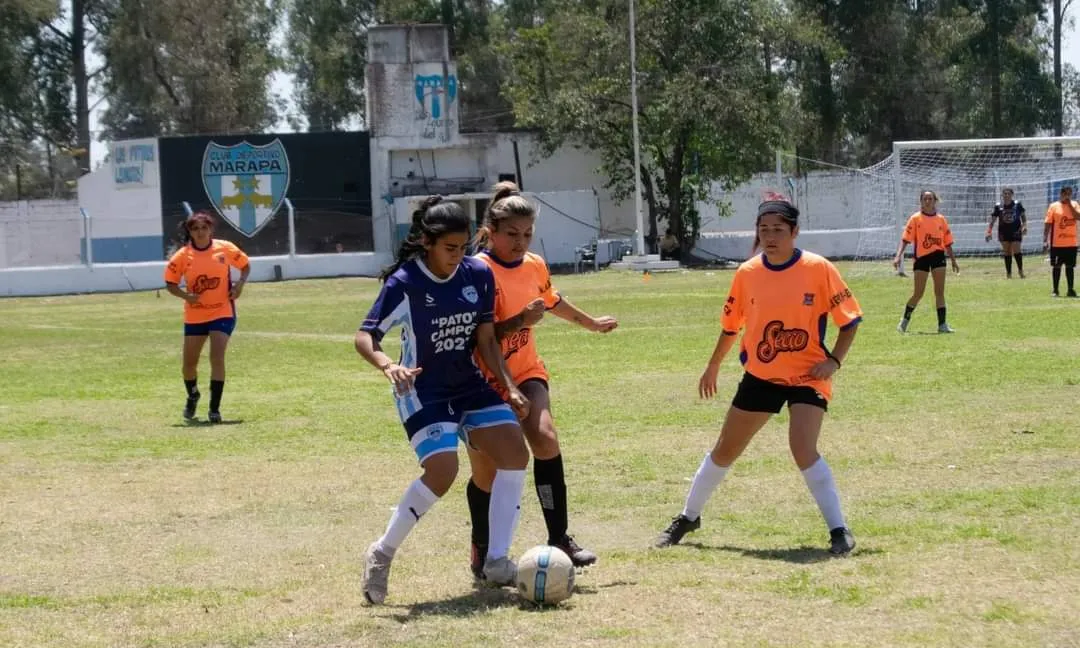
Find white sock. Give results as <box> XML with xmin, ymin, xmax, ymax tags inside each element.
<box><xmin>681</xmin><ymin>454</ymin><xmax>729</xmax><ymax>521</ymax></box>
<box><xmin>376</xmin><ymin>478</ymin><xmax>439</xmax><ymax>556</ymax></box>
<box><xmin>801</xmin><ymin>457</ymin><xmax>846</xmax><ymax>530</ymax></box>
<box><xmin>487</xmin><ymin>469</ymin><xmax>526</xmax><ymax>561</ymax></box>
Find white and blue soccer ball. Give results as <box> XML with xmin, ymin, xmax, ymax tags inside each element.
<box><xmin>515</xmin><ymin>545</ymin><xmax>575</xmax><ymax>605</ymax></box>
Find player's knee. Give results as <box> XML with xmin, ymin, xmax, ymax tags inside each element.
<box><xmin>526</xmin><ymin>422</ymin><xmax>560</xmax><ymax>458</ymax></box>
<box><xmin>423</xmin><ymin>454</ymin><xmax>459</xmax><ymax>495</ymax></box>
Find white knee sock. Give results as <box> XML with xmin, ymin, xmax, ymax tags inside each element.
<box><xmin>376</xmin><ymin>478</ymin><xmax>439</xmax><ymax>556</ymax></box>
<box><xmin>801</xmin><ymin>457</ymin><xmax>846</xmax><ymax>530</ymax></box>
<box><xmin>487</xmin><ymin>469</ymin><xmax>526</xmax><ymax>561</ymax></box>
<box><xmin>682</xmin><ymin>454</ymin><xmax>729</xmax><ymax>521</ymax></box>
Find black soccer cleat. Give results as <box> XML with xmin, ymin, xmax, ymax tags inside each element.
<box><xmin>553</xmin><ymin>534</ymin><xmax>598</xmax><ymax>567</ymax></box>
<box><xmin>183</xmin><ymin>393</ymin><xmax>200</xmax><ymax>420</ymax></box>
<box><xmin>654</xmin><ymin>514</ymin><xmax>701</xmax><ymax>548</ymax></box>
<box><xmin>208</xmin><ymin>411</ymin><xmax>222</xmax><ymax>424</ymax></box>
<box><xmin>829</xmin><ymin>527</ymin><xmax>856</xmax><ymax>555</ymax></box>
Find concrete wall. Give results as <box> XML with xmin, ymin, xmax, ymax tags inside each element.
<box><xmin>0</xmin><ymin>200</ymin><xmax>84</xmax><ymax>268</ymax></box>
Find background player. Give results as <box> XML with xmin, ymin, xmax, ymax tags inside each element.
<box><xmin>1044</xmin><ymin>185</ymin><xmax>1079</xmax><ymax>297</ymax></box>
<box><xmin>893</xmin><ymin>190</ymin><xmax>959</xmax><ymax>333</ymax></box>
<box><xmin>985</xmin><ymin>188</ymin><xmax>1026</xmax><ymax>278</ymax></box>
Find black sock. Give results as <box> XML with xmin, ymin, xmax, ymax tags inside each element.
<box><xmin>209</xmin><ymin>380</ymin><xmax>224</xmax><ymax>412</ymax></box>
<box><xmin>534</xmin><ymin>454</ymin><xmax>568</xmax><ymax>544</ymax></box>
<box><xmin>1067</xmin><ymin>267</ymin><xmax>1076</xmax><ymax>293</ymax></box>
<box><xmin>903</xmin><ymin>305</ymin><xmax>915</xmax><ymax>320</ymax></box>
<box><xmin>1014</xmin><ymin>253</ymin><xmax>1023</xmax><ymax>273</ymax></box>
<box><xmin>1004</xmin><ymin>255</ymin><xmax>1013</xmax><ymax>275</ymax></box>
<box><xmin>937</xmin><ymin>306</ymin><xmax>947</xmax><ymax>326</ymax></box>
<box><xmin>184</xmin><ymin>379</ymin><xmax>199</xmax><ymax>400</ymax></box>
<box><xmin>1053</xmin><ymin>266</ymin><xmax>1062</xmax><ymax>293</ymax></box>
<box><xmin>466</xmin><ymin>479</ymin><xmax>491</xmax><ymax>548</ymax></box>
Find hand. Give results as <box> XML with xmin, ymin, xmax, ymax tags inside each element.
<box><xmin>383</xmin><ymin>363</ymin><xmax>422</xmax><ymax>395</ymax></box>
<box><xmin>698</xmin><ymin>363</ymin><xmax>720</xmax><ymax>399</ymax></box>
<box><xmin>230</xmin><ymin>281</ymin><xmax>245</xmax><ymax>300</ymax></box>
<box><xmin>590</xmin><ymin>315</ymin><xmax>618</xmax><ymax>333</ymax></box>
<box><xmin>520</xmin><ymin>298</ymin><xmax>546</xmax><ymax>327</ymax></box>
<box><xmin>892</xmin><ymin>255</ymin><xmax>901</xmax><ymax>270</ymax></box>
<box><xmin>1044</xmin><ymin>240</ymin><xmax>1050</xmax><ymax>252</ymax></box>
<box><xmin>810</xmin><ymin>357</ymin><xmax>840</xmax><ymax>380</ymax></box>
<box><xmin>984</xmin><ymin>233</ymin><xmax>992</xmax><ymax>243</ymax></box>
<box><xmin>507</xmin><ymin>387</ymin><xmax>530</xmax><ymax>420</ymax></box>
<box><xmin>184</xmin><ymin>292</ymin><xmax>200</xmax><ymax>305</ymax></box>
<box><xmin>951</xmin><ymin>259</ymin><xmax>960</xmax><ymax>274</ymax></box>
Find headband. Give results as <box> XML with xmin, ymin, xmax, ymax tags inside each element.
<box><xmin>757</xmin><ymin>200</ymin><xmax>799</xmax><ymax>221</ymax></box>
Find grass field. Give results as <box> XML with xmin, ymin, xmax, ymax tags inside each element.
<box><xmin>1</xmin><ymin>258</ymin><xmax>1079</xmax><ymax>648</ymax></box>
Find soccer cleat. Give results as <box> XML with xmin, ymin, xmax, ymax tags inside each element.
<box><xmin>1068</xmin><ymin>291</ymin><xmax>1079</xmax><ymax>298</ymax></box>
<box><xmin>896</xmin><ymin>319</ymin><xmax>909</xmax><ymax>333</ymax></box>
<box><xmin>829</xmin><ymin>527</ymin><xmax>856</xmax><ymax>555</ymax></box>
<box><xmin>208</xmin><ymin>411</ymin><xmax>222</xmax><ymax>424</ymax></box>
<box><xmin>937</xmin><ymin>323</ymin><xmax>955</xmax><ymax>334</ymax></box>
<box><xmin>469</xmin><ymin>542</ymin><xmax>487</xmax><ymax>579</ymax></box>
<box><xmin>1052</xmin><ymin>291</ymin><xmax>1060</xmax><ymax>298</ymax></box>
<box><xmin>482</xmin><ymin>556</ymin><xmax>517</xmax><ymax>586</ymax></box>
<box><xmin>654</xmin><ymin>514</ymin><xmax>701</xmax><ymax>548</ymax></box>
<box><xmin>553</xmin><ymin>534</ymin><xmax>598</xmax><ymax>567</ymax></box>
<box><xmin>361</xmin><ymin>542</ymin><xmax>393</xmax><ymax>604</ymax></box>
<box><xmin>183</xmin><ymin>393</ymin><xmax>200</xmax><ymax>420</ymax></box>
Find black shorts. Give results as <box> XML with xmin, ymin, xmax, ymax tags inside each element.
<box><xmin>731</xmin><ymin>372</ymin><xmax>828</xmax><ymax>414</ymax></box>
<box><xmin>998</xmin><ymin>232</ymin><xmax>1023</xmax><ymax>243</ymax></box>
<box><xmin>1050</xmin><ymin>246</ymin><xmax>1078</xmax><ymax>268</ymax></box>
<box><xmin>912</xmin><ymin>250</ymin><xmax>947</xmax><ymax>272</ymax></box>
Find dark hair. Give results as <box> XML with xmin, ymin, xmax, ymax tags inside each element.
<box><xmin>379</xmin><ymin>196</ymin><xmax>470</xmax><ymax>281</ymax></box>
<box><xmin>473</xmin><ymin>181</ymin><xmax>535</xmax><ymax>250</ymax></box>
<box><xmin>179</xmin><ymin>210</ymin><xmax>215</xmax><ymax>245</ymax></box>
<box><xmin>920</xmin><ymin>190</ymin><xmax>939</xmax><ymax>201</ymax></box>
<box><xmin>751</xmin><ymin>193</ymin><xmax>798</xmax><ymax>253</ymax></box>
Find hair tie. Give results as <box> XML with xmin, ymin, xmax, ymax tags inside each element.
<box><xmin>757</xmin><ymin>200</ymin><xmax>799</xmax><ymax>220</ymax></box>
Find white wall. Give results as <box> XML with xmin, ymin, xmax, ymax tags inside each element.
<box><xmin>79</xmin><ymin>138</ymin><xmax>163</xmax><ymax>239</ymax></box>
<box><xmin>0</xmin><ymin>200</ymin><xmax>83</xmax><ymax>268</ymax></box>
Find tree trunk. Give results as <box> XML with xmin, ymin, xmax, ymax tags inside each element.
<box><xmin>1055</xmin><ymin>0</ymin><xmax>1064</xmax><ymax>137</ymax></box>
<box><xmin>642</xmin><ymin>169</ymin><xmax>658</xmax><ymax>253</ymax></box>
<box><xmin>989</xmin><ymin>0</ymin><xmax>1002</xmax><ymax>137</ymax></box>
<box><xmin>72</xmin><ymin>0</ymin><xmax>90</xmax><ymax>175</ymax></box>
<box><xmin>664</xmin><ymin>130</ymin><xmax>687</xmax><ymax>249</ymax></box>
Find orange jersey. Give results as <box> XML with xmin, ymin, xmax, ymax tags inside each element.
<box><xmin>721</xmin><ymin>250</ymin><xmax>862</xmax><ymax>400</ymax></box>
<box><xmin>1044</xmin><ymin>201</ymin><xmax>1080</xmax><ymax>247</ymax></box>
<box><xmin>164</xmin><ymin>239</ymin><xmax>250</xmax><ymax>324</ymax></box>
<box><xmin>902</xmin><ymin>212</ymin><xmax>954</xmax><ymax>257</ymax></box>
<box><xmin>474</xmin><ymin>251</ymin><xmax>562</xmax><ymax>386</ymax></box>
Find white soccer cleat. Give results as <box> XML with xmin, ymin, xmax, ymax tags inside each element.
<box><xmin>362</xmin><ymin>542</ymin><xmax>393</xmax><ymax>605</ymax></box>
<box><xmin>897</xmin><ymin>319</ymin><xmax>909</xmax><ymax>333</ymax></box>
<box><xmin>938</xmin><ymin>323</ymin><xmax>955</xmax><ymax>334</ymax></box>
<box><xmin>482</xmin><ymin>556</ymin><xmax>517</xmax><ymax>586</ymax></box>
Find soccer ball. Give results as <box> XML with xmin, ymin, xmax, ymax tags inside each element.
<box><xmin>515</xmin><ymin>545</ymin><xmax>575</xmax><ymax>605</ymax></box>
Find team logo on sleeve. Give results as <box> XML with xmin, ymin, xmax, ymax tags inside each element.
<box><xmin>756</xmin><ymin>320</ymin><xmax>809</xmax><ymax>363</ymax></box>
<box><xmin>802</xmin><ymin>293</ymin><xmax>815</xmax><ymax>306</ymax></box>
<box><xmin>462</xmin><ymin>285</ymin><xmax>478</xmax><ymax>304</ymax></box>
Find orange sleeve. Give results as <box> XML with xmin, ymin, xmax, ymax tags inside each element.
<box><xmin>902</xmin><ymin>215</ymin><xmax>917</xmax><ymax>243</ymax></box>
<box><xmin>535</xmin><ymin>257</ymin><xmax>561</xmax><ymax>309</ymax></box>
<box><xmin>223</xmin><ymin>241</ymin><xmax>250</xmax><ymax>269</ymax></box>
<box><xmin>1045</xmin><ymin>205</ymin><xmax>1055</xmax><ymax>224</ymax></box>
<box><xmin>720</xmin><ymin>270</ymin><xmax>746</xmax><ymax>333</ymax></box>
<box><xmin>164</xmin><ymin>249</ymin><xmax>187</xmax><ymax>284</ymax></box>
<box><xmin>942</xmin><ymin>217</ymin><xmax>955</xmax><ymax>247</ymax></box>
<box><xmin>823</xmin><ymin>261</ymin><xmax>862</xmax><ymax>329</ymax></box>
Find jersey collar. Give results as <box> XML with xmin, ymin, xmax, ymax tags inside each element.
<box><xmin>190</xmin><ymin>238</ymin><xmax>213</xmax><ymax>251</ymax></box>
<box><xmin>482</xmin><ymin>249</ymin><xmax>525</xmax><ymax>268</ymax></box>
<box><xmin>761</xmin><ymin>248</ymin><xmax>802</xmax><ymax>271</ymax></box>
<box><xmin>415</xmin><ymin>257</ymin><xmax>459</xmax><ymax>283</ymax></box>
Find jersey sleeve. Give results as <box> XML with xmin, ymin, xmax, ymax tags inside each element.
<box><xmin>477</xmin><ymin>264</ymin><xmax>496</xmax><ymax>324</ymax></box>
<box><xmin>535</xmin><ymin>257</ymin><xmax>562</xmax><ymax>309</ymax></box>
<box><xmin>823</xmin><ymin>261</ymin><xmax>862</xmax><ymax>329</ymax></box>
<box><xmin>223</xmin><ymin>241</ymin><xmax>250</xmax><ymax>269</ymax></box>
<box><xmin>1017</xmin><ymin>202</ymin><xmax>1026</xmax><ymax>221</ymax></box>
<box><xmin>901</xmin><ymin>215</ymin><xmax>917</xmax><ymax>243</ymax></box>
<box><xmin>719</xmin><ymin>269</ymin><xmax>746</xmax><ymax>334</ymax></box>
<box><xmin>164</xmin><ymin>249</ymin><xmax>187</xmax><ymax>284</ymax></box>
<box><xmin>1046</xmin><ymin>205</ymin><xmax>1056</xmax><ymax>224</ymax></box>
<box><xmin>359</xmin><ymin>276</ymin><xmax>409</xmax><ymax>342</ymax></box>
<box><xmin>942</xmin><ymin>217</ymin><xmax>955</xmax><ymax>247</ymax></box>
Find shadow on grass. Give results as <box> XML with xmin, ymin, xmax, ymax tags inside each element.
<box><xmin>681</xmin><ymin>542</ymin><xmax>884</xmax><ymax>564</ymax></box>
<box><xmin>385</xmin><ymin>588</ymin><xmax>530</xmax><ymax>621</ymax></box>
<box><xmin>169</xmin><ymin>419</ymin><xmax>245</xmax><ymax>428</ymax></box>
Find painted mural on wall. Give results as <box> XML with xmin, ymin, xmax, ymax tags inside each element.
<box><xmin>158</xmin><ymin>132</ymin><xmax>372</xmax><ymax>257</ymax></box>
<box><xmin>414</xmin><ymin>67</ymin><xmax>457</xmax><ymax>142</ymax></box>
<box><xmin>201</xmin><ymin>139</ymin><xmax>291</xmax><ymax>237</ymax></box>
<box><xmin>110</xmin><ymin>138</ymin><xmax>159</xmax><ymax>190</ymax></box>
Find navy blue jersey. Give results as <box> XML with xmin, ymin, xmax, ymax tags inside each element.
<box><xmin>993</xmin><ymin>201</ymin><xmax>1025</xmax><ymax>237</ymax></box>
<box><xmin>360</xmin><ymin>256</ymin><xmax>496</xmax><ymax>404</ymax></box>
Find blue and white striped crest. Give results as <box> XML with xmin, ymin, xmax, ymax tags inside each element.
<box><xmin>201</xmin><ymin>139</ymin><xmax>291</xmax><ymax>237</ymax></box>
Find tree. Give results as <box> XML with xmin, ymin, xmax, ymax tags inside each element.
<box><xmin>501</xmin><ymin>0</ymin><xmax>785</xmax><ymax>250</ymax></box>
<box><xmin>97</xmin><ymin>0</ymin><xmax>283</xmax><ymax>139</ymax></box>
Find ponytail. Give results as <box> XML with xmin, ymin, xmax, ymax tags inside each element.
<box><xmin>473</xmin><ymin>180</ymin><xmax>536</xmax><ymax>250</ymax></box>
<box><xmin>379</xmin><ymin>195</ymin><xmax>470</xmax><ymax>281</ymax></box>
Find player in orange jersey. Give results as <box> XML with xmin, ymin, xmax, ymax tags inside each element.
<box><xmin>654</xmin><ymin>194</ymin><xmax>861</xmax><ymax>556</ymax></box>
<box><xmin>164</xmin><ymin>211</ymin><xmax>251</xmax><ymax>423</ymax></box>
<box><xmin>893</xmin><ymin>190</ymin><xmax>960</xmax><ymax>333</ymax></box>
<box><xmin>1043</xmin><ymin>185</ymin><xmax>1079</xmax><ymax>297</ymax></box>
<box><xmin>464</xmin><ymin>181</ymin><xmax>618</xmax><ymax>575</ymax></box>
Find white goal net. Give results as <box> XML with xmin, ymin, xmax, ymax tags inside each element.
<box><xmin>853</xmin><ymin>136</ymin><xmax>1080</xmax><ymax>273</ymax></box>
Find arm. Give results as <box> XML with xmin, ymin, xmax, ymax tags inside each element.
<box><xmin>810</xmin><ymin>324</ymin><xmax>859</xmax><ymax>380</ymax></box>
<box><xmin>1044</xmin><ymin>222</ymin><xmax>1052</xmax><ymax>249</ymax></box>
<box><xmin>550</xmin><ymin>297</ymin><xmax>618</xmax><ymax>333</ymax></box>
<box><xmin>698</xmin><ymin>331</ymin><xmax>739</xmax><ymax>399</ymax></box>
<box><xmin>893</xmin><ymin>239</ymin><xmax>909</xmax><ymax>268</ymax></box>
<box><xmin>945</xmin><ymin>244</ymin><xmax>959</xmax><ymax>272</ymax></box>
<box><xmin>230</xmin><ymin>264</ymin><xmax>251</xmax><ymax>299</ymax></box>
<box><xmin>165</xmin><ymin>282</ymin><xmax>197</xmax><ymax>304</ymax></box>
<box><xmin>986</xmin><ymin>208</ymin><xmax>998</xmax><ymax>240</ymax></box>
<box><xmin>476</xmin><ymin>322</ymin><xmax>530</xmax><ymax>418</ymax></box>
<box><xmin>494</xmin><ymin>298</ymin><xmax>545</xmax><ymax>341</ymax></box>
<box><xmin>355</xmin><ymin>329</ymin><xmax>421</xmax><ymax>393</ymax></box>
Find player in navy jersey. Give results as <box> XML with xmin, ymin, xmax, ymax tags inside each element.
<box><xmin>354</xmin><ymin>197</ymin><xmax>531</xmax><ymax>605</ymax></box>
<box><xmin>985</xmin><ymin>188</ymin><xmax>1027</xmax><ymax>278</ymax></box>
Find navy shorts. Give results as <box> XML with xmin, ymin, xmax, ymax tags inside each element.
<box><xmin>731</xmin><ymin>372</ymin><xmax>828</xmax><ymax>414</ymax></box>
<box><xmin>396</xmin><ymin>384</ymin><xmax>519</xmax><ymax>463</ymax></box>
<box><xmin>184</xmin><ymin>317</ymin><xmax>236</xmax><ymax>337</ymax></box>
<box><xmin>913</xmin><ymin>250</ymin><xmax>947</xmax><ymax>272</ymax></box>
<box><xmin>1051</xmin><ymin>246</ymin><xmax>1078</xmax><ymax>268</ymax></box>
